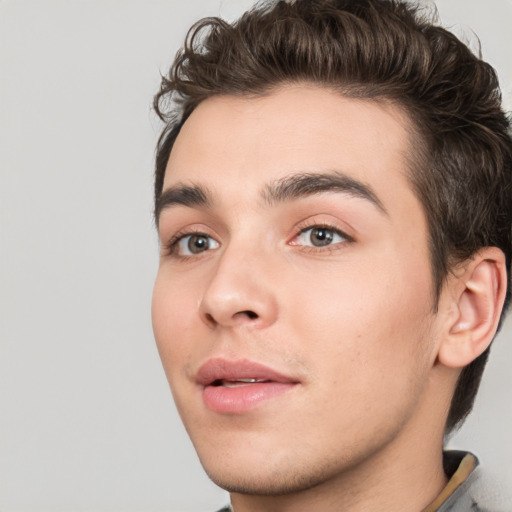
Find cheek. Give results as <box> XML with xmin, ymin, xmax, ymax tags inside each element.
<box><xmin>151</xmin><ymin>269</ymin><xmax>201</xmax><ymax>378</ymax></box>
<box><xmin>278</xmin><ymin>266</ymin><xmax>435</xmax><ymax>451</ymax></box>
<box><xmin>285</xmin><ymin>257</ymin><xmax>434</xmax><ymax>389</ymax></box>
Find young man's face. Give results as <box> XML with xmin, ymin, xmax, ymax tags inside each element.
<box><xmin>152</xmin><ymin>86</ymin><xmax>444</xmax><ymax>494</ymax></box>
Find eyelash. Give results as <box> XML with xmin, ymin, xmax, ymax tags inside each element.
<box><xmin>164</xmin><ymin>228</ymin><xmax>216</xmax><ymax>258</ymax></box>
<box><xmin>291</xmin><ymin>221</ymin><xmax>354</xmax><ymax>253</ymax></box>
<box><xmin>163</xmin><ymin>222</ymin><xmax>353</xmax><ymax>259</ymax></box>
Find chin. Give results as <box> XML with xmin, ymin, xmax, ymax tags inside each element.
<box><xmin>202</xmin><ymin>457</ymin><xmax>342</xmax><ymax>496</ymax></box>
<box><xmin>191</xmin><ymin>411</ymin><xmax>411</xmax><ymax>498</ymax></box>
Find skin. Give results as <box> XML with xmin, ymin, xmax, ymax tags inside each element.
<box><xmin>152</xmin><ymin>85</ymin><xmax>477</xmax><ymax>512</ymax></box>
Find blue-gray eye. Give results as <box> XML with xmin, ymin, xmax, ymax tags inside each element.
<box><xmin>296</xmin><ymin>227</ymin><xmax>346</xmax><ymax>247</ymax></box>
<box><xmin>177</xmin><ymin>234</ymin><xmax>220</xmax><ymax>255</ymax></box>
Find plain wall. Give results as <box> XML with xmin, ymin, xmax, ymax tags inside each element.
<box><xmin>0</xmin><ymin>1</ymin><xmax>511</xmax><ymax>511</ymax></box>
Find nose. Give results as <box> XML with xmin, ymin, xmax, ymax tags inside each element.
<box><xmin>199</xmin><ymin>245</ymin><xmax>279</xmax><ymax>329</ymax></box>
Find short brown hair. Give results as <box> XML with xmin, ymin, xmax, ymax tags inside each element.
<box><xmin>153</xmin><ymin>0</ymin><xmax>512</xmax><ymax>432</ymax></box>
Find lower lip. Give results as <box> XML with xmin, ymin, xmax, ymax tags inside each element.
<box><xmin>202</xmin><ymin>382</ymin><xmax>295</xmax><ymax>414</ymax></box>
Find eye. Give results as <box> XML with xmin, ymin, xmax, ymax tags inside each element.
<box><xmin>294</xmin><ymin>226</ymin><xmax>347</xmax><ymax>247</ymax></box>
<box><xmin>173</xmin><ymin>233</ymin><xmax>220</xmax><ymax>256</ymax></box>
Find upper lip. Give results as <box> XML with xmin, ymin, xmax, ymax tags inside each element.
<box><xmin>196</xmin><ymin>358</ymin><xmax>298</xmax><ymax>386</ymax></box>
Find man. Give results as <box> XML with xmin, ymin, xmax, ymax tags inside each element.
<box><xmin>151</xmin><ymin>0</ymin><xmax>512</xmax><ymax>510</ymax></box>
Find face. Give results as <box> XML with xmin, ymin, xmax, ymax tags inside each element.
<box><xmin>152</xmin><ymin>86</ymin><xmax>441</xmax><ymax>495</ymax></box>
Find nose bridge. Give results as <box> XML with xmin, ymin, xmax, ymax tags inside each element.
<box><xmin>199</xmin><ymin>234</ymin><xmax>278</xmax><ymax>328</ymax></box>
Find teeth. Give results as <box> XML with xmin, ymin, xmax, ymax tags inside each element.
<box><xmin>219</xmin><ymin>378</ymin><xmax>267</xmax><ymax>388</ymax></box>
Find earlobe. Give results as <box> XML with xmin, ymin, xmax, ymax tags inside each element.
<box><xmin>438</xmin><ymin>248</ymin><xmax>507</xmax><ymax>369</ymax></box>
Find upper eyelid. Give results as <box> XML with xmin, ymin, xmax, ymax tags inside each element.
<box><xmin>292</xmin><ymin>218</ymin><xmax>354</xmax><ymax>241</ymax></box>
<box><xmin>162</xmin><ymin>224</ymin><xmax>217</xmax><ymax>243</ymax></box>
<box><xmin>292</xmin><ymin>226</ymin><xmax>350</xmax><ymax>245</ymax></box>
<box><xmin>170</xmin><ymin>227</ymin><xmax>211</xmax><ymax>242</ymax></box>
<box><xmin>297</xmin><ymin>224</ymin><xmax>345</xmax><ymax>235</ymax></box>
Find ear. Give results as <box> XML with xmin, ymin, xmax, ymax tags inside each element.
<box><xmin>438</xmin><ymin>247</ymin><xmax>508</xmax><ymax>369</ymax></box>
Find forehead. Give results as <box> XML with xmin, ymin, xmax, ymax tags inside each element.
<box><xmin>163</xmin><ymin>85</ymin><xmax>416</xmax><ymax>214</ymax></box>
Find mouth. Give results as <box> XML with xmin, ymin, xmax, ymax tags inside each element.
<box><xmin>211</xmin><ymin>378</ymin><xmax>272</xmax><ymax>388</ymax></box>
<box><xmin>196</xmin><ymin>358</ymin><xmax>299</xmax><ymax>414</ymax></box>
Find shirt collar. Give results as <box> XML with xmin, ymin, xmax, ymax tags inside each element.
<box><xmin>422</xmin><ymin>451</ymin><xmax>478</xmax><ymax>512</ymax></box>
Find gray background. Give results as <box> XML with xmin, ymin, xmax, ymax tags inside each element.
<box><xmin>0</xmin><ymin>1</ymin><xmax>511</xmax><ymax>511</ymax></box>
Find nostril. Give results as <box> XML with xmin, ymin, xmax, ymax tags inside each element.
<box><xmin>205</xmin><ymin>313</ymin><xmax>216</xmax><ymax>325</ymax></box>
<box><xmin>202</xmin><ymin>310</ymin><xmax>259</xmax><ymax>327</ymax></box>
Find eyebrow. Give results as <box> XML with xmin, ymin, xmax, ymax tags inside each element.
<box><xmin>262</xmin><ymin>171</ymin><xmax>387</xmax><ymax>214</ymax></box>
<box><xmin>155</xmin><ymin>184</ymin><xmax>212</xmax><ymax>224</ymax></box>
<box><xmin>155</xmin><ymin>170</ymin><xmax>387</xmax><ymax>225</ymax></box>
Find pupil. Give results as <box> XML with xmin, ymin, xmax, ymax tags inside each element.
<box><xmin>188</xmin><ymin>235</ymin><xmax>209</xmax><ymax>254</ymax></box>
<box><xmin>311</xmin><ymin>227</ymin><xmax>333</xmax><ymax>246</ymax></box>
